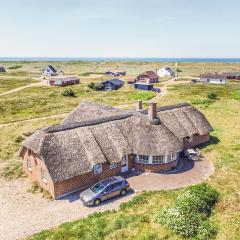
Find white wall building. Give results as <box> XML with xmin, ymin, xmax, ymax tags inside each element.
<box><xmin>157</xmin><ymin>66</ymin><xmax>175</xmax><ymax>78</ymax></box>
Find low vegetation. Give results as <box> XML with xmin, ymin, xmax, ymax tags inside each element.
<box><xmin>87</xmin><ymin>82</ymin><xmax>104</xmax><ymax>91</ymax></box>
<box><xmin>157</xmin><ymin>183</ymin><xmax>219</xmax><ymax>239</ymax></box>
<box><xmin>61</xmin><ymin>88</ymin><xmax>76</xmax><ymax>97</ymax></box>
<box><xmin>28</xmin><ymin>181</ymin><xmax>53</xmax><ymax>200</ymax></box>
<box><xmin>8</xmin><ymin>65</ymin><xmax>23</xmax><ymax>70</ymax></box>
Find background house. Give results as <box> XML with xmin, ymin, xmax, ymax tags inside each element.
<box><xmin>135</xmin><ymin>71</ymin><xmax>159</xmax><ymax>83</ymax></box>
<box><xmin>102</xmin><ymin>79</ymin><xmax>124</xmax><ymax>90</ymax></box>
<box><xmin>157</xmin><ymin>66</ymin><xmax>175</xmax><ymax>78</ymax></box>
<box><xmin>200</xmin><ymin>73</ymin><xmax>227</xmax><ymax>84</ymax></box>
<box><xmin>48</xmin><ymin>76</ymin><xmax>80</xmax><ymax>86</ymax></box>
<box><xmin>0</xmin><ymin>67</ymin><xmax>6</xmax><ymax>73</ymax></box>
<box><xmin>134</xmin><ymin>82</ymin><xmax>154</xmax><ymax>91</ymax></box>
<box><xmin>105</xmin><ymin>70</ymin><xmax>126</xmax><ymax>77</ymax></box>
<box><xmin>43</xmin><ymin>65</ymin><xmax>58</xmax><ymax>76</ymax></box>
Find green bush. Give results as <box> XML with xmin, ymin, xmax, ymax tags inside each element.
<box><xmin>87</xmin><ymin>82</ymin><xmax>104</xmax><ymax>91</ymax></box>
<box><xmin>208</xmin><ymin>92</ymin><xmax>218</xmax><ymax>99</ymax></box>
<box><xmin>157</xmin><ymin>183</ymin><xmax>219</xmax><ymax>239</ymax></box>
<box><xmin>232</xmin><ymin>90</ymin><xmax>240</xmax><ymax>101</ymax></box>
<box><xmin>8</xmin><ymin>65</ymin><xmax>22</xmax><ymax>70</ymax></box>
<box><xmin>61</xmin><ymin>88</ymin><xmax>76</xmax><ymax>97</ymax></box>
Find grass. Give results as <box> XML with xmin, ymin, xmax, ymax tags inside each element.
<box><xmin>0</xmin><ymin>78</ymin><xmax>38</xmax><ymax>94</ymax></box>
<box><xmin>1</xmin><ymin>61</ymin><xmax>240</xmax><ymax>239</ymax></box>
<box><xmin>0</xmin><ymin>83</ymin><xmax>155</xmax><ymax>124</ymax></box>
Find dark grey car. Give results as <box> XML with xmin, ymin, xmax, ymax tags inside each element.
<box><xmin>80</xmin><ymin>176</ymin><xmax>130</xmax><ymax>206</ymax></box>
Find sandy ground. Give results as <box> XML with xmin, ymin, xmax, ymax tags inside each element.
<box><xmin>0</xmin><ymin>158</ymin><xmax>213</xmax><ymax>240</ymax></box>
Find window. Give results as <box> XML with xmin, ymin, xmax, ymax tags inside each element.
<box><xmin>138</xmin><ymin>155</ymin><xmax>149</xmax><ymax>164</ymax></box>
<box><xmin>41</xmin><ymin>168</ymin><xmax>48</xmax><ymax>183</ymax></box>
<box><xmin>112</xmin><ymin>181</ymin><xmax>122</xmax><ymax>189</ymax></box>
<box><xmin>27</xmin><ymin>158</ymin><xmax>32</xmax><ymax>171</ymax></box>
<box><xmin>110</xmin><ymin>163</ymin><xmax>118</xmax><ymax>169</ymax></box>
<box><xmin>167</xmin><ymin>153</ymin><xmax>177</xmax><ymax>162</ymax></box>
<box><xmin>105</xmin><ymin>184</ymin><xmax>114</xmax><ymax>192</ymax></box>
<box><xmin>152</xmin><ymin>156</ymin><xmax>165</xmax><ymax>164</ymax></box>
<box><xmin>93</xmin><ymin>163</ymin><xmax>102</xmax><ymax>174</ymax></box>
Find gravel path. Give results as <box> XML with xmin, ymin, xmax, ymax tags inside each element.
<box><xmin>0</xmin><ymin>158</ymin><xmax>214</xmax><ymax>240</ymax></box>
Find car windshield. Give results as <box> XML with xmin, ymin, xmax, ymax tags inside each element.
<box><xmin>90</xmin><ymin>182</ymin><xmax>105</xmax><ymax>193</ymax></box>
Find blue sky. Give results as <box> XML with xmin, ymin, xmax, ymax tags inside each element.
<box><xmin>0</xmin><ymin>0</ymin><xmax>240</xmax><ymax>58</ymax></box>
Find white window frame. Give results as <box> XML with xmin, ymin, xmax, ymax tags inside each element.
<box><xmin>166</xmin><ymin>153</ymin><xmax>177</xmax><ymax>163</ymax></box>
<box><xmin>152</xmin><ymin>155</ymin><xmax>165</xmax><ymax>164</ymax></box>
<box><xmin>27</xmin><ymin>158</ymin><xmax>32</xmax><ymax>172</ymax></box>
<box><xmin>41</xmin><ymin>168</ymin><xmax>48</xmax><ymax>183</ymax></box>
<box><xmin>110</xmin><ymin>163</ymin><xmax>118</xmax><ymax>169</ymax></box>
<box><xmin>137</xmin><ymin>155</ymin><xmax>149</xmax><ymax>164</ymax></box>
<box><xmin>93</xmin><ymin>163</ymin><xmax>102</xmax><ymax>174</ymax></box>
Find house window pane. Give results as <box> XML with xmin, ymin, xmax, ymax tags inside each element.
<box><xmin>152</xmin><ymin>156</ymin><xmax>165</xmax><ymax>164</ymax></box>
<box><xmin>27</xmin><ymin>158</ymin><xmax>32</xmax><ymax>171</ymax></box>
<box><xmin>138</xmin><ymin>155</ymin><xmax>149</xmax><ymax>164</ymax></box>
<box><xmin>41</xmin><ymin>168</ymin><xmax>48</xmax><ymax>183</ymax></box>
<box><xmin>110</xmin><ymin>163</ymin><xmax>118</xmax><ymax>169</ymax></box>
<box><xmin>94</xmin><ymin>163</ymin><xmax>102</xmax><ymax>174</ymax></box>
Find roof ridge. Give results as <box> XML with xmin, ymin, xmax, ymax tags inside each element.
<box><xmin>43</xmin><ymin>112</ymin><xmax>133</xmax><ymax>133</ymax></box>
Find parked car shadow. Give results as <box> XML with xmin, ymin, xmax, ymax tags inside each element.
<box><xmin>88</xmin><ymin>189</ymin><xmax>135</xmax><ymax>208</ymax></box>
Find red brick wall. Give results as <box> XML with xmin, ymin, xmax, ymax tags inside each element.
<box><xmin>134</xmin><ymin>160</ymin><xmax>178</xmax><ymax>172</ymax></box>
<box><xmin>54</xmin><ymin>162</ymin><xmax>122</xmax><ymax>198</ymax></box>
<box><xmin>183</xmin><ymin>134</ymin><xmax>210</xmax><ymax>149</ymax></box>
<box><xmin>21</xmin><ymin>147</ymin><xmax>55</xmax><ymax>196</ymax></box>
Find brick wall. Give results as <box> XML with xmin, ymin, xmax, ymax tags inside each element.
<box><xmin>21</xmin><ymin>147</ymin><xmax>55</xmax><ymax>196</ymax></box>
<box><xmin>134</xmin><ymin>160</ymin><xmax>178</xmax><ymax>172</ymax></box>
<box><xmin>54</xmin><ymin>162</ymin><xmax>122</xmax><ymax>198</ymax></box>
<box><xmin>183</xmin><ymin>134</ymin><xmax>210</xmax><ymax>149</ymax></box>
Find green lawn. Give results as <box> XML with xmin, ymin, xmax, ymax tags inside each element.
<box><xmin>0</xmin><ymin>78</ymin><xmax>38</xmax><ymax>94</ymax></box>
<box><xmin>0</xmin><ymin>83</ymin><xmax>156</xmax><ymax>124</ymax></box>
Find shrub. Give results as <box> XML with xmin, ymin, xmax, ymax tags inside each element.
<box><xmin>8</xmin><ymin>65</ymin><xmax>22</xmax><ymax>70</ymax></box>
<box><xmin>15</xmin><ymin>136</ymin><xmax>25</xmax><ymax>143</ymax></box>
<box><xmin>156</xmin><ymin>183</ymin><xmax>219</xmax><ymax>239</ymax></box>
<box><xmin>61</xmin><ymin>88</ymin><xmax>76</xmax><ymax>97</ymax></box>
<box><xmin>208</xmin><ymin>92</ymin><xmax>218</xmax><ymax>99</ymax></box>
<box><xmin>87</xmin><ymin>82</ymin><xmax>104</xmax><ymax>91</ymax></box>
<box><xmin>232</xmin><ymin>90</ymin><xmax>240</xmax><ymax>101</ymax></box>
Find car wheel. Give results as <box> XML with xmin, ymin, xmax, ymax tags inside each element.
<box><xmin>120</xmin><ymin>189</ymin><xmax>127</xmax><ymax>196</ymax></box>
<box><xmin>94</xmin><ymin>198</ymin><xmax>101</xmax><ymax>206</ymax></box>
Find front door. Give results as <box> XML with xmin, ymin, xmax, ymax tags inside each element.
<box><xmin>121</xmin><ymin>155</ymin><xmax>128</xmax><ymax>173</ymax></box>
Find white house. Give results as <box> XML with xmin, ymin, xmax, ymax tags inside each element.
<box><xmin>43</xmin><ymin>65</ymin><xmax>58</xmax><ymax>76</ymax></box>
<box><xmin>200</xmin><ymin>73</ymin><xmax>227</xmax><ymax>85</ymax></box>
<box><xmin>157</xmin><ymin>66</ymin><xmax>175</xmax><ymax>78</ymax></box>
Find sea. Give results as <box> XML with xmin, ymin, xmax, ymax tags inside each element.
<box><xmin>1</xmin><ymin>57</ymin><xmax>240</xmax><ymax>62</ymax></box>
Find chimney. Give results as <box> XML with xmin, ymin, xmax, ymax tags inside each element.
<box><xmin>148</xmin><ymin>102</ymin><xmax>157</xmax><ymax>121</ymax></box>
<box><xmin>136</xmin><ymin>100</ymin><xmax>143</xmax><ymax>111</ymax></box>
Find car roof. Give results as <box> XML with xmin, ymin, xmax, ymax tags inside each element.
<box><xmin>100</xmin><ymin>176</ymin><xmax>124</xmax><ymax>186</ymax></box>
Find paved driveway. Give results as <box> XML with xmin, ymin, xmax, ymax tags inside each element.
<box><xmin>0</xmin><ymin>158</ymin><xmax>213</xmax><ymax>240</ymax></box>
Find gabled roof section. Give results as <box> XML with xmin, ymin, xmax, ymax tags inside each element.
<box><xmin>48</xmin><ymin>65</ymin><xmax>57</xmax><ymax>73</ymax></box>
<box><xmin>62</xmin><ymin>101</ymin><xmax>129</xmax><ymax>125</ymax></box>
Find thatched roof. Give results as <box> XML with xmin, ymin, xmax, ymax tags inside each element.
<box><xmin>20</xmin><ymin>101</ymin><xmax>212</xmax><ymax>183</ymax></box>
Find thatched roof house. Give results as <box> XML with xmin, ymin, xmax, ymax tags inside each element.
<box><xmin>20</xmin><ymin>101</ymin><xmax>212</xmax><ymax>198</ymax></box>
